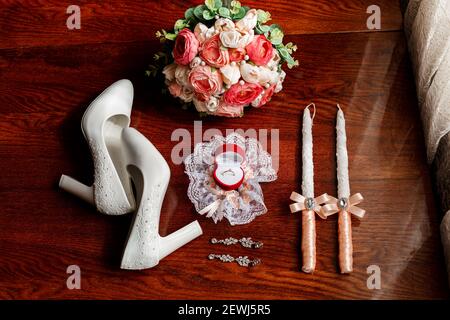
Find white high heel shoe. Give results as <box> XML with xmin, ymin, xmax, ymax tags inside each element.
<box><xmin>59</xmin><ymin>79</ymin><xmax>135</xmax><ymax>215</ymax></box>
<box><xmin>120</xmin><ymin>128</ymin><xmax>203</xmax><ymax>270</ymax></box>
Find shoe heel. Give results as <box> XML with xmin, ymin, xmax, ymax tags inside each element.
<box><xmin>159</xmin><ymin>221</ymin><xmax>203</xmax><ymax>260</ymax></box>
<box><xmin>59</xmin><ymin>174</ymin><xmax>94</xmax><ymax>205</ymax></box>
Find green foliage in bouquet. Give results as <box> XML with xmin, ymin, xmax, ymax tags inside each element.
<box><xmin>150</xmin><ymin>0</ymin><xmax>299</xmax><ymax>74</ymax></box>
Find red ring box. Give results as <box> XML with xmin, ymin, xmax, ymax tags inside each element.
<box><xmin>213</xmin><ymin>144</ymin><xmax>245</xmax><ymax>191</ymax></box>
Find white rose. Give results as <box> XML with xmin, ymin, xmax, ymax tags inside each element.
<box><xmin>179</xmin><ymin>87</ymin><xmax>194</xmax><ymax>103</ymax></box>
<box><xmin>194</xmin><ymin>23</ymin><xmax>215</xmax><ymax>43</ymax></box>
<box><xmin>267</xmin><ymin>51</ymin><xmax>281</xmax><ymax>71</ymax></box>
<box><xmin>220</xmin><ymin>30</ymin><xmax>254</xmax><ymax>48</ymax></box>
<box><xmin>236</xmin><ymin>9</ymin><xmax>258</xmax><ymax>32</ymax></box>
<box><xmin>220</xmin><ymin>63</ymin><xmax>241</xmax><ymax>86</ymax></box>
<box><xmin>206</xmin><ymin>96</ymin><xmax>219</xmax><ymax>113</ymax></box>
<box><xmin>190</xmin><ymin>57</ymin><xmax>202</xmax><ymax>69</ymax></box>
<box><xmin>193</xmin><ymin>97</ymin><xmax>208</xmax><ymax>112</ymax></box>
<box><xmin>274</xmin><ymin>70</ymin><xmax>286</xmax><ymax>93</ymax></box>
<box><xmin>240</xmin><ymin>63</ymin><xmax>260</xmax><ymax>84</ymax></box>
<box><xmin>237</xmin><ymin>29</ymin><xmax>254</xmax><ymax>48</ymax></box>
<box><xmin>241</xmin><ymin>63</ymin><xmax>279</xmax><ymax>86</ymax></box>
<box><xmin>175</xmin><ymin>65</ymin><xmax>191</xmax><ymax>88</ymax></box>
<box><xmin>214</xmin><ymin>18</ymin><xmax>235</xmax><ymax>32</ymax></box>
<box><xmin>259</xmin><ymin>67</ymin><xmax>280</xmax><ymax>85</ymax></box>
<box><xmin>220</xmin><ymin>30</ymin><xmax>241</xmax><ymax>48</ymax></box>
<box><xmin>162</xmin><ymin>63</ymin><xmax>177</xmax><ymax>82</ymax></box>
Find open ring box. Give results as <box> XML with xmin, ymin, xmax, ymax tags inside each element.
<box><xmin>213</xmin><ymin>144</ymin><xmax>246</xmax><ymax>191</ymax></box>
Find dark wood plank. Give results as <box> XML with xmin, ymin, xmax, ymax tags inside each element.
<box><xmin>0</xmin><ymin>0</ymin><xmax>402</xmax><ymax>49</ymax></box>
<box><xmin>0</xmin><ymin>27</ymin><xmax>448</xmax><ymax>299</ymax></box>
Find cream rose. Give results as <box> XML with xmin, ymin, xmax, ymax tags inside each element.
<box><xmin>190</xmin><ymin>57</ymin><xmax>202</xmax><ymax>69</ymax></box>
<box><xmin>236</xmin><ymin>9</ymin><xmax>258</xmax><ymax>32</ymax></box>
<box><xmin>194</xmin><ymin>23</ymin><xmax>215</xmax><ymax>44</ymax></box>
<box><xmin>274</xmin><ymin>70</ymin><xmax>286</xmax><ymax>93</ymax></box>
<box><xmin>220</xmin><ymin>30</ymin><xmax>253</xmax><ymax>48</ymax></box>
<box><xmin>175</xmin><ymin>64</ymin><xmax>191</xmax><ymax>88</ymax></box>
<box><xmin>179</xmin><ymin>86</ymin><xmax>194</xmax><ymax>102</ymax></box>
<box><xmin>220</xmin><ymin>63</ymin><xmax>241</xmax><ymax>86</ymax></box>
<box><xmin>259</xmin><ymin>67</ymin><xmax>280</xmax><ymax>85</ymax></box>
<box><xmin>220</xmin><ymin>30</ymin><xmax>241</xmax><ymax>48</ymax></box>
<box><xmin>163</xmin><ymin>63</ymin><xmax>177</xmax><ymax>82</ymax></box>
<box><xmin>206</xmin><ymin>96</ymin><xmax>219</xmax><ymax>113</ymax></box>
<box><xmin>240</xmin><ymin>63</ymin><xmax>279</xmax><ymax>86</ymax></box>
<box><xmin>214</xmin><ymin>18</ymin><xmax>235</xmax><ymax>32</ymax></box>
<box><xmin>240</xmin><ymin>63</ymin><xmax>261</xmax><ymax>84</ymax></box>
<box><xmin>267</xmin><ymin>51</ymin><xmax>281</xmax><ymax>71</ymax></box>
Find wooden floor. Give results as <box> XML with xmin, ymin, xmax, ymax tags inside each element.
<box><xmin>0</xmin><ymin>0</ymin><xmax>448</xmax><ymax>299</ymax></box>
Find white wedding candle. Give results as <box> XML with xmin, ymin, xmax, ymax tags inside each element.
<box><xmin>336</xmin><ymin>105</ymin><xmax>353</xmax><ymax>273</ymax></box>
<box><xmin>301</xmin><ymin>106</ymin><xmax>316</xmax><ymax>273</ymax></box>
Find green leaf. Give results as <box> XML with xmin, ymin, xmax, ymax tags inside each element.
<box><xmin>194</xmin><ymin>5</ymin><xmax>207</xmax><ymax>20</ymax></box>
<box><xmin>174</xmin><ymin>19</ymin><xmax>189</xmax><ymax>32</ymax></box>
<box><xmin>278</xmin><ymin>46</ymin><xmax>299</xmax><ymax>68</ymax></box>
<box><xmin>205</xmin><ymin>0</ymin><xmax>222</xmax><ymax>11</ymax></box>
<box><xmin>164</xmin><ymin>31</ymin><xmax>177</xmax><ymax>41</ymax></box>
<box><xmin>218</xmin><ymin>7</ymin><xmax>231</xmax><ymax>18</ymax></box>
<box><xmin>185</xmin><ymin>8</ymin><xmax>195</xmax><ymax>20</ymax></box>
<box><xmin>256</xmin><ymin>9</ymin><xmax>271</xmax><ymax>23</ymax></box>
<box><xmin>255</xmin><ymin>23</ymin><xmax>270</xmax><ymax>35</ymax></box>
<box><xmin>205</xmin><ymin>0</ymin><xmax>215</xmax><ymax>11</ymax></box>
<box><xmin>278</xmin><ymin>47</ymin><xmax>291</xmax><ymax>61</ymax></box>
<box><xmin>231</xmin><ymin>6</ymin><xmax>246</xmax><ymax>19</ymax></box>
<box><xmin>230</xmin><ymin>0</ymin><xmax>241</xmax><ymax>14</ymax></box>
<box><xmin>268</xmin><ymin>27</ymin><xmax>284</xmax><ymax>45</ymax></box>
<box><xmin>203</xmin><ymin>9</ymin><xmax>215</xmax><ymax>20</ymax></box>
<box><xmin>231</xmin><ymin>1</ymin><xmax>241</xmax><ymax>9</ymax></box>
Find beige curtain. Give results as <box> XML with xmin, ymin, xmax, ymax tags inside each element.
<box><xmin>404</xmin><ymin>0</ymin><xmax>450</xmax><ymax>286</ymax></box>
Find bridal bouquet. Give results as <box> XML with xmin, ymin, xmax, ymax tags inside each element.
<box><xmin>148</xmin><ymin>0</ymin><xmax>298</xmax><ymax>117</ymax></box>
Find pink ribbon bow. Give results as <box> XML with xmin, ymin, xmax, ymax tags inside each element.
<box><xmin>198</xmin><ymin>189</ymin><xmax>240</xmax><ymax>218</ymax></box>
<box><xmin>321</xmin><ymin>193</ymin><xmax>365</xmax><ymax>219</ymax></box>
<box><xmin>289</xmin><ymin>192</ymin><xmax>330</xmax><ymax>219</ymax></box>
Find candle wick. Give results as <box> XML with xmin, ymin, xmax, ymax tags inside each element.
<box><xmin>305</xmin><ymin>103</ymin><xmax>316</xmax><ymax>121</ymax></box>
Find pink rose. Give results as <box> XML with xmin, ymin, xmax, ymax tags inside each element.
<box><xmin>224</xmin><ymin>82</ymin><xmax>263</xmax><ymax>106</ymax></box>
<box><xmin>229</xmin><ymin>48</ymin><xmax>246</xmax><ymax>63</ymax></box>
<box><xmin>256</xmin><ymin>84</ymin><xmax>276</xmax><ymax>108</ymax></box>
<box><xmin>215</xmin><ymin>100</ymin><xmax>244</xmax><ymax>117</ymax></box>
<box><xmin>173</xmin><ymin>29</ymin><xmax>200</xmax><ymax>65</ymax></box>
<box><xmin>245</xmin><ymin>35</ymin><xmax>274</xmax><ymax>66</ymax></box>
<box><xmin>168</xmin><ymin>81</ymin><xmax>182</xmax><ymax>98</ymax></box>
<box><xmin>200</xmin><ymin>34</ymin><xmax>230</xmax><ymax>68</ymax></box>
<box><xmin>189</xmin><ymin>66</ymin><xmax>223</xmax><ymax>96</ymax></box>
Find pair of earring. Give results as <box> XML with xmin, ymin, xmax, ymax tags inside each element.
<box><xmin>289</xmin><ymin>103</ymin><xmax>366</xmax><ymax>274</ymax></box>
<box><xmin>208</xmin><ymin>237</ymin><xmax>263</xmax><ymax>267</ymax></box>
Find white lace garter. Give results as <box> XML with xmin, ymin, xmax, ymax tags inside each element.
<box><xmin>184</xmin><ymin>133</ymin><xmax>277</xmax><ymax>225</ymax></box>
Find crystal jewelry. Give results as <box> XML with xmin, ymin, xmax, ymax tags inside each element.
<box><xmin>210</xmin><ymin>237</ymin><xmax>263</xmax><ymax>249</ymax></box>
<box><xmin>208</xmin><ymin>254</ymin><xmax>261</xmax><ymax>267</ymax></box>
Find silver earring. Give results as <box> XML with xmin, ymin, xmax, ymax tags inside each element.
<box><xmin>210</xmin><ymin>237</ymin><xmax>263</xmax><ymax>249</ymax></box>
<box><xmin>208</xmin><ymin>254</ymin><xmax>261</xmax><ymax>267</ymax></box>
